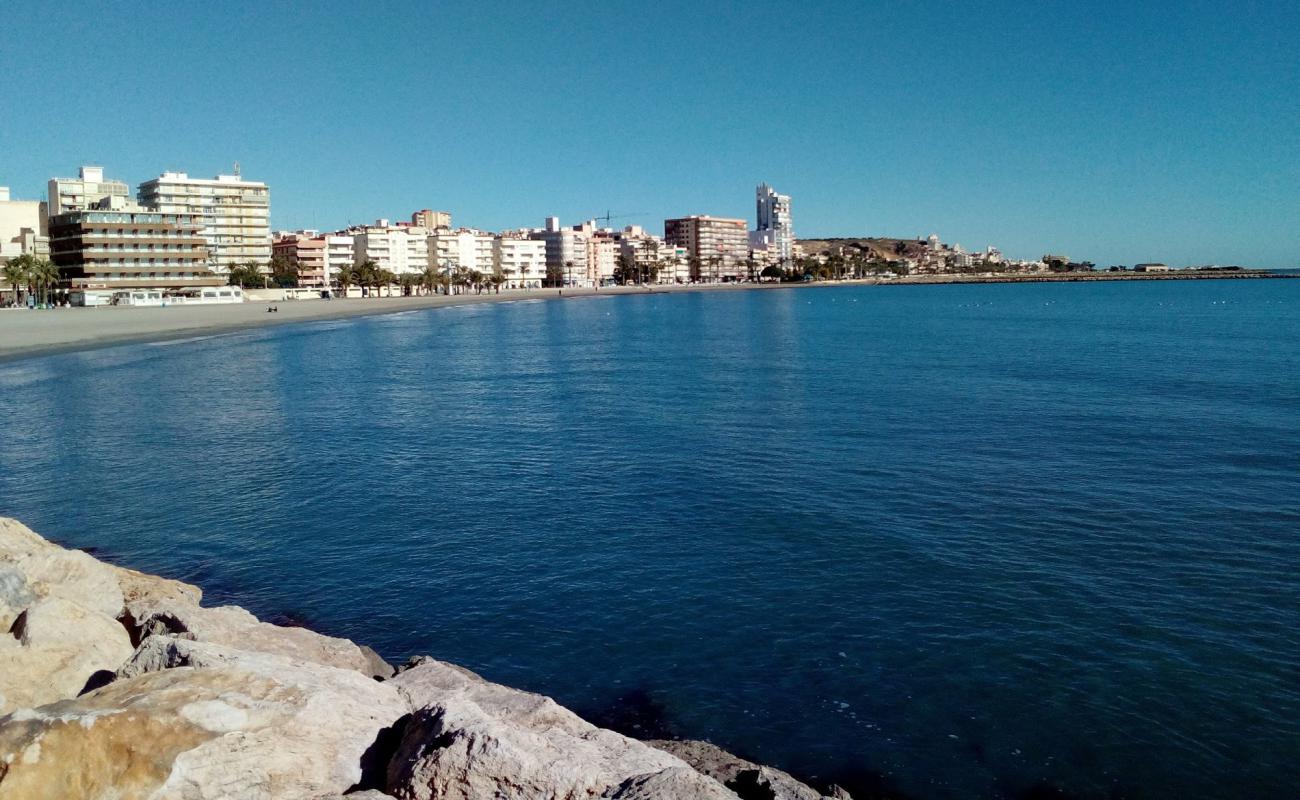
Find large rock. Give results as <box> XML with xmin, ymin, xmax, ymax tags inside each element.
<box><xmin>385</xmin><ymin>660</ymin><xmax>709</xmax><ymax>800</ymax></box>
<box><xmin>0</xmin><ymin>638</ymin><xmax>409</xmax><ymax>799</ymax></box>
<box><xmin>0</xmin><ymin>516</ymin><xmax>203</xmax><ymax>623</ymax></box>
<box><xmin>647</xmin><ymin>739</ymin><xmax>847</xmax><ymax>800</ymax></box>
<box><xmin>0</xmin><ymin>596</ymin><xmax>134</xmax><ymax>715</ymax></box>
<box><xmin>126</xmin><ymin>600</ymin><xmax>392</xmax><ymax>679</ymax></box>
<box><xmin>601</xmin><ymin>767</ymin><xmax>739</xmax><ymax>799</ymax></box>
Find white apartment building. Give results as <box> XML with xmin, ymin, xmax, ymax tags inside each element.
<box><xmin>587</xmin><ymin>236</ymin><xmax>618</xmax><ymax>285</ymax></box>
<box><xmin>755</xmin><ymin>182</ymin><xmax>794</xmax><ymax>263</ymax></box>
<box><xmin>352</xmin><ymin>222</ymin><xmax>430</xmax><ymax>275</ymax></box>
<box><xmin>493</xmin><ymin>237</ymin><xmax>546</xmax><ymax>288</ymax></box>
<box><xmin>530</xmin><ymin>217</ymin><xmax>590</xmax><ymax>287</ymax></box>
<box><xmin>47</xmin><ymin>166</ymin><xmax>130</xmax><ymax>215</ymax></box>
<box><xmin>324</xmin><ymin>234</ymin><xmax>355</xmax><ymax>285</ymax></box>
<box><xmin>137</xmin><ymin>171</ymin><xmax>271</xmax><ymax>274</ymax></box>
<box><xmin>429</xmin><ymin>229</ymin><xmax>494</xmax><ymax>276</ymax></box>
<box><xmin>0</xmin><ymin>187</ymin><xmax>49</xmax><ymax>264</ymax></box>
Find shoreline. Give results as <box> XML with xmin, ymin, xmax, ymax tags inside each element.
<box><xmin>0</xmin><ymin>270</ymin><xmax>1290</xmax><ymax>365</ymax></box>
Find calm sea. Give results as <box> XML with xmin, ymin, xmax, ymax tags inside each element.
<box><xmin>1</xmin><ymin>280</ymin><xmax>1297</xmax><ymax>799</ymax></box>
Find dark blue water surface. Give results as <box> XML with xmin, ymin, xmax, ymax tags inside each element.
<box><xmin>2</xmin><ymin>280</ymin><xmax>1298</xmax><ymax>799</ymax></box>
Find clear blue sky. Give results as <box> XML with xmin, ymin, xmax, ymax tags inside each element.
<box><xmin>2</xmin><ymin>1</ymin><xmax>1296</xmax><ymax>267</ymax></box>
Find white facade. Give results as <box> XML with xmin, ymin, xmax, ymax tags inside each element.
<box><xmin>0</xmin><ymin>187</ymin><xmax>48</xmax><ymax>264</ymax></box>
<box><xmin>324</xmin><ymin>234</ymin><xmax>355</xmax><ymax>285</ymax></box>
<box><xmin>353</xmin><ymin>224</ymin><xmax>430</xmax><ymax>275</ymax></box>
<box><xmin>47</xmin><ymin>166</ymin><xmax>130</xmax><ymax>215</ymax></box>
<box><xmin>755</xmin><ymin>182</ymin><xmax>794</xmax><ymax>263</ymax></box>
<box><xmin>618</xmin><ymin>232</ymin><xmax>687</xmax><ymax>284</ymax></box>
<box><xmin>530</xmin><ymin>219</ymin><xmax>590</xmax><ymax>287</ymax></box>
<box><xmin>137</xmin><ymin>171</ymin><xmax>271</xmax><ymax>274</ymax></box>
<box><xmin>429</xmin><ymin>230</ymin><xmax>494</xmax><ymax>276</ymax></box>
<box><xmin>493</xmin><ymin>237</ymin><xmax>546</xmax><ymax>288</ymax></box>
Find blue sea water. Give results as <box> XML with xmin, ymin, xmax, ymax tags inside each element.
<box><xmin>1</xmin><ymin>280</ymin><xmax>1298</xmax><ymax>799</ymax></box>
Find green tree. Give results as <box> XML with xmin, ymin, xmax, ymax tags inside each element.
<box><xmin>29</xmin><ymin>258</ymin><xmax>59</xmax><ymax>305</ymax></box>
<box><xmin>760</xmin><ymin>264</ymin><xmax>783</xmax><ymax>281</ymax></box>
<box><xmin>268</xmin><ymin>254</ymin><xmax>298</xmax><ymax>288</ymax></box>
<box><xmin>420</xmin><ymin>264</ymin><xmax>440</xmax><ymax>296</ymax></box>
<box><xmin>614</xmin><ymin>253</ymin><xmax>635</xmax><ymax>285</ymax></box>
<box><xmin>2</xmin><ymin>254</ymin><xmax>35</xmax><ymax>306</ymax></box>
<box><xmin>336</xmin><ymin>265</ymin><xmax>356</xmax><ymax>294</ymax></box>
<box><xmin>227</xmin><ymin>261</ymin><xmax>265</xmax><ymax>288</ymax></box>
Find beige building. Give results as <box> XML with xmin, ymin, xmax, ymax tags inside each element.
<box><xmin>47</xmin><ymin>166</ymin><xmax>130</xmax><ymax>215</ymax></box>
<box><xmin>137</xmin><ymin>171</ymin><xmax>271</xmax><ymax>274</ymax></box>
<box><xmin>272</xmin><ymin>233</ymin><xmax>328</xmax><ymax>288</ymax></box>
<box><xmin>0</xmin><ymin>187</ymin><xmax>49</xmax><ymax>265</ymax></box>
<box><xmin>664</xmin><ymin>215</ymin><xmax>749</xmax><ymax>281</ymax></box>
<box><xmin>411</xmin><ymin>209</ymin><xmax>451</xmax><ymax>230</ymax></box>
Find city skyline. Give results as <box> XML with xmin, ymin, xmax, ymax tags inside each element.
<box><xmin>2</xmin><ymin>1</ymin><xmax>1297</xmax><ymax>268</ymax></box>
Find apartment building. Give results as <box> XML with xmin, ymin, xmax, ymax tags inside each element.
<box><xmin>47</xmin><ymin>203</ymin><xmax>221</xmax><ymax>306</ymax></box>
<box><xmin>755</xmin><ymin>183</ymin><xmax>794</xmax><ymax>263</ymax></box>
<box><xmin>352</xmin><ymin>221</ymin><xmax>430</xmax><ymax>275</ymax></box>
<box><xmin>530</xmin><ymin>217</ymin><xmax>591</xmax><ymax>287</ymax></box>
<box><xmin>324</xmin><ymin>234</ymin><xmax>355</xmax><ymax>285</ymax></box>
<box><xmin>137</xmin><ymin>171</ymin><xmax>271</xmax><ymax>274</ymax></box>
<box><xmin>493</xmin><ymin>237</ymin><xmax>546</xmax><ymax>288</ymax></box>
<box><xmin>0</xmin><ymin>187</ymin><xmax>49</xmax><ymax>264</ymax></box>
<box><xmin>617</xmin><ymin>229</ymin><xmax>688</xmax><ymax>284</ymax></box>
<box><xmin>429</xmin><ymin>229</ymin><xmax>494</xmax><ymax>275</ymax></box>
<box><xmin>272</xmin><ymin>233</ymin><xmax>327</xmax><ymax>288</ymax></box>
<box><xmin>411</xmin><ymin>209</ymin><xmax>451</xmax><ymax>230</ymax></box>
<box><xmin>664</xmin><ymin>215</ymin><xmax>749</xmax><ymax>281</ymax></box>
<box><xmin>47</xmin><ymin>166</ymin><xmax>130</xmax><ymax>215</ymax></box>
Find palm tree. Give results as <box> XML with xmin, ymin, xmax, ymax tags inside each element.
<box><xmin>30</xmin><ymin>259</ymin><xmax>59</xmax><ymax>306</ymax></box>
<box><xmin>420</xmin><ymin>265</ymin><xmax>440</xmax><ymax>296</ymax></box>
<box><xmin>336</xmin><ymin>265</ymin><xmax>356</xmax><ymax>295</ymax></box>
<box><xmin>707</xmin><ymin>255</ymin><xmax>722</xmax><ymax>284</ymax></box>
<box><xmin>2</xmin><ymin>254</ymin><xmax>34</xmax><ymax>307</ymax></box>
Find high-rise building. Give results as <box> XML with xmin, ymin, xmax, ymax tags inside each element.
<box><xmin>0</xmin><ymin>187</ymin><xmax>49</xmax><ymax>265</ymax></box>
<box><xmin>664</xmin><ymin>215</ymin><xmax>748</xmax><ymax>281</ymax></box>
<box><xmin>411</xmin><ymin>209</ymin><xmax>452</xmax><ymax>230</ymax></box>
<box><xmin>755</xmin><ymin>183</ymin><xmax>794</xmax><ymax>263</ymax></box>
<box><xmin>47</xmin><ymin>204</ymin><xmax>220</xmax><ymax>306</ymax></box>
<box><xmin>137</xmin><ymin>171</ymin><xmax>271</xmax><ymax>274</ymax></box>
<box><xmin>47</xmin><ymin>166</ymin><xmax>130</xmax><ymax>215</ymax></box>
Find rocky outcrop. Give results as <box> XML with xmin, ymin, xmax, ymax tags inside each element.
<box><xmin>0</xmin><ymin>518</ymin><xmax>823</xmax><ymax>800</ymax></box>
<box><xmin>0</xmin><ymin>643</ymin><xmax>409</xmax><ymax>799</ymax></box>
<box><xmin>385</xmin><ymin>659</ymin><xmax>721</xmax><ymax>799</ymax></box>
<box><xmin>648</xmin><ymin>739</ymin><xmax>849</xmax><ymax>800</ymax></box>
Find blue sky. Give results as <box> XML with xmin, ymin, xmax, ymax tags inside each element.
<box><xmin>2</xmin><ymin>1</ymin><xmax>1296</xmax><ymax>266</ymax></box>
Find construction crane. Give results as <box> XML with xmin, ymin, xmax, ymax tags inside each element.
<box><xmin>591</xmin><ymin>210</ymin><xmax>647</xmax><ymax>226</ymax></box>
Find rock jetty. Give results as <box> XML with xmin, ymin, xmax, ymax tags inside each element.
<box><xmin>0</xmin><ymin>518</ymin><xmax>850</xmax><ymax>799</ymax></box>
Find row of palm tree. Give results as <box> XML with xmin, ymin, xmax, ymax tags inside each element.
<box><xmin>1</xmin><ymin>254</ymin><xmax>60</xmax><ymax>307</ymax></box>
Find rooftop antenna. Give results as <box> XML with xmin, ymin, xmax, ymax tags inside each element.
<box><xmin>234</xmin><ymin>161</ymin><xmax>241</xmax><ymax>178</ymax></box>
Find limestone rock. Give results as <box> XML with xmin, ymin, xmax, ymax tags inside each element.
<box><xmin>386</xmin><ymin>660</ymin><xmax>690</xmax><ymax>800</ymax></box>
<box><xmin>0</xmin><ymin>516</ymin><xmax>203</xmax><ymax>622</ymax></box>
<box><xmin>0</xmin><ymin>563</ymin><xmax>35</xmax><ymax>630</ymax></box>
<box><xmin>647</xmin><ymin>739</ymin><xmax>844</xmax><ymax>800</ymax></box>
<box><xmin>0</xmin><ymin>638</ymin><xmax>409</xmax><ymax>799</ymax></box>
<box><xmin>313</xmin><ymin>792</ymin><xmax>398</xmax><ymax>799</ymax></box>
<box><xmin>602</xmin><ymin>767</ymin><xmax>739</xmax><ymax>799</ymax></box>
<box><xmin>0</xmin><ymin>596</ymin><xmax>134</xmax><ymax>715</ymax></box>
<box><xmin>127</xmin><ymin>600</ymin><xmax>391</xmax><ymax>679</ymax></box>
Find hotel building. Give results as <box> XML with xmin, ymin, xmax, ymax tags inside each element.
<box><xmin>664</xmin><ymin>215</ymin><xmax>749</xmax><ymax>281</ymax></box>
<box><xmin>137</xmin><ymin>171</ymin><xmax>271</xmax><ymax>274</ymax></box>
<box><xmin>47</xmin><ymin>200</ymin><xmax>221</xmax><ymax>306</ymax></box>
